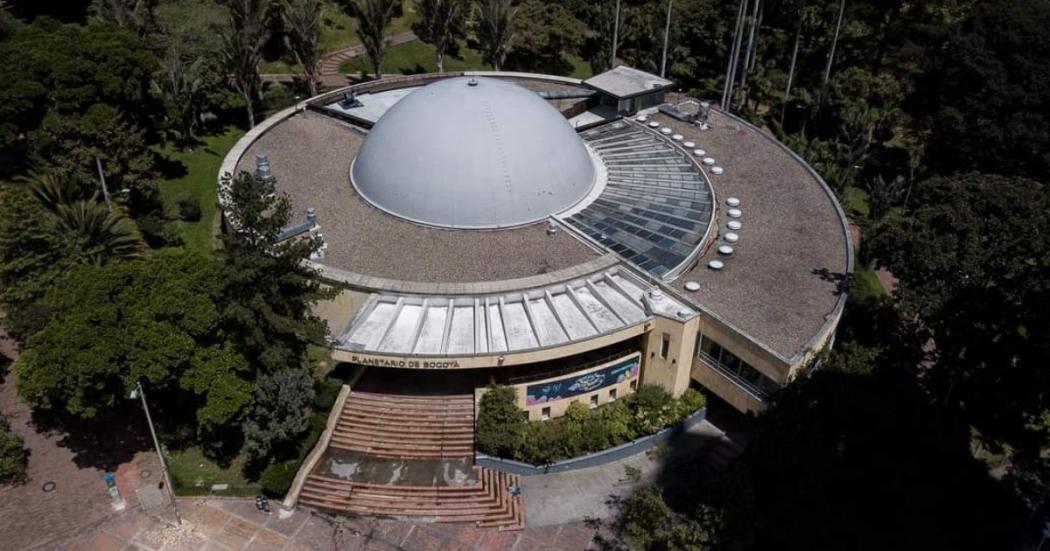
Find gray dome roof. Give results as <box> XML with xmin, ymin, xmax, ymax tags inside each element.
<box><xmin>351</xmin><ymin>77</ymin><xmax>596</xmax><ymax>228</ymax></box>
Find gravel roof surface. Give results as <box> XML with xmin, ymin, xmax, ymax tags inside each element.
<box><xmin>237</xmin><ymin>112</ymin><xmax>599</xmax><ymax>283</ymax></box>
<box><xmin>657</xmin><ymin>110</ymin><xmax>851</xmax><ymax>361</ymax></box>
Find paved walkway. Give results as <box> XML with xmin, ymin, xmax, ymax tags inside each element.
<box><xmin>49</xmin><ymin>497</ymin><xmax>610</xmax><ymax>550</ymax></box>
<box><xmin>522</xmin><ymin>415</ymin><xmax>745</xmax><ymax>526</ymax></box>
<box><xmin>0</xmin><ymin>329</ymin><xmax>161</xmax><ymax>550</ymax></box>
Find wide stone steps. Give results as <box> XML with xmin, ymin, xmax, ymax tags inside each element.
<box><xmin>298</xmin><ymin>468</ymin><xmax>525</xmax><ymax>531</ymax></box>
<box><xmin>329</xmin><ymin>391</ymin><xmax>476</xmax><ymax>459</ymax></box>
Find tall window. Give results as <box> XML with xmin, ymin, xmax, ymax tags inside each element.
<box><xmin>660</xmin><ymin>333</ymin><xmax>671</xmax><ymax>359</ymax></box>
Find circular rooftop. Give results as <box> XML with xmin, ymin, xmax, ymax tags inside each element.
<box><xmin>350</xmin><ymin>76</ymin><xmax>596</xmax><ymax>229</ymax></box>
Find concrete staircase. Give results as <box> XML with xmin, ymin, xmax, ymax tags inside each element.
<box><xmin>299</xmin><ymin>466</ymin><xmax>525</xmax><ymax>530</ymax></box>
<box><xmin>329</xmin><ymin>392</ymin><xmax>476</xmax><ymax>459</ymax></box>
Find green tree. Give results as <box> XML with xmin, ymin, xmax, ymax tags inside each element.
<box><xmin>90</xmin><ymin>0</ymin><xmax>158</xmax><ymax>35</ymax></box>
<box><xmin>151</xmin><ymin>0</ymin><xmax>227</xmax><ymax>146</ymax></box>
<box><xmin>220</xmin><ymin>0</ymin><xmax>269</xmax><ymax>127</ymax></box>
<box><xmin>475</xmin><ymin>0</ymin><xmax>513</xmax><ymax>71</ymax></box>
<box><xmin>869</xmin><ymin>173</ymin><xmax>1050</xmax><ymax>457</ymax></box>
<box><xmin>28</xmin><ymin>104</ymin><xmax>159</xmax><ymax>205</ymax></box>
<box><xmin>0</xmin><ymin>18</ymin><xmax>160</xmax><ymax>149</ymax></box>
<box><xmin>218</xmin><ymin>170</ymin><xmax>330</xmax><ymax>374</ymax></box>
<box><xmin>622</xmin><ymin>486</ymin><xmax>721</xmax><ymax>551</ymax></box>
<box><xmin>475</xmin><ymin>384</ymin><xmax>526</xmax><ymax>457</ymax></box>
<box><xmin>243</xmin><ymin>368</ymin><xmax>315</xmax><ymax>461</ymax></box>
<box><xmin>349</xmin><ymin>0</ymin><xmax>401</xmax><ymax>79</ymax></box>
<box><xmin>282</xmin><ymin>0</ymin><xmax>322</xmax><ymax>95</ymax></box>
<box><xmin>0</xmin><ymin>415</ymin><xmax>28</xmax><ymax>486</ymax></box>
<box><xmin>15</xmin><ymin>250</ymin><xmax>252</xmax><ymax>435</ymax></box>
<box><xmin>412</xmin><ymin>0</ymin><xmax>466</xmax><ymax>73</ymax></box>
<box><xmin>507</xmin><ymin>0</ymin><xmax>584</xmax><ymax>73</ymax></box>
<box><xmin>0</xmin><ymin>186</ymin><xmax>74</xmax><ymax>339</ymax></box>
<box><xmin>919</xmin><ymin>0</ymin><xmax>1050</xmax><ymax>178</ymax></box>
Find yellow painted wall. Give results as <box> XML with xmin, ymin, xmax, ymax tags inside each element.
<box><xmin>639</xmin><ymin>314</ymin><xmax>700</xmax><ymax>397</ymax></box>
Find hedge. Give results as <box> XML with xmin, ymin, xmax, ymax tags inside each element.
<box><xmin>476</xmin><ymin>384</ymin><xmax>706</xmax><ymax>465</ymax></box>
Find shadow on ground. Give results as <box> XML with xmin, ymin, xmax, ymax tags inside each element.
<box><xmin>28</xmin><ymin>406</ymin><xmax>151</xmax><ymax>470</ymax></box>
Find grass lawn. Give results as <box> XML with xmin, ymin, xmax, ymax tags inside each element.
<box><xmin>319</xmin><ymin>0</ymin><xmax>420</xmax><ymax>53</ymax></box>
<box><xmin>341</xmin><ymin>39</ymin><xmax>596</xmax><ymax>80</ymax></box>
<box><xmin>341</xmin><ymin>39</ymin><xmax>489</xmax><ymax>75</ymax></box>
<box><xmin>565</xmin><ymin>53</ymin><xmax>595</xmax><ymax>79</ymax></box>
<box><xmin>841</xmin><ymin>185</ymin><xmax>871</xmax><ymax>219</ymax></box>
<box><xmin>155</xmin><ymin>127</ymin><xmax>245</xmax><ymax>254</ymax></box>
<box><xmin>851</xmin><ymin>262</ymin><xmax>887</xmax><ymax>302</ymax></box>
<box><xmin>167</xmin><ymin>446</ymin><xmax>261</xmax><ymax>497</ymax></box>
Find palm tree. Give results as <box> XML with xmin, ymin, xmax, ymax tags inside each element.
<box><xmin>350</xmin><ymin>0</ymin><xmax>400</xmax><ymax>79</ymax></box>
<box><xmin>476</xmin><ymin>0</ymin><xmax>513</xmax><ymax>71</ymax></box>
<box><xmin>17</xmin><ymin>169</ymin><xmax>145</xmax><ymax>264</ymax></box>
<box><xmin>19</xmin><ymin>169</ymin><xmax>87</xmax><ymax>213</ymax></box>
<box><xmin>818</xmin><ymin>0</ymin><xmax>847</xmax><ymax>111</ymax></box>
<box><xmin>220</xmin><ymin>0</ymin><xmax>269</xmax><ymax>127</ymax></box>
<box><xmin>413</xmin><ymin>0</ymin><xmax>467</xmax><ymax>73</ymax></box>
<box><xmin>53</xmin><ymin>201</ymin><xmax>145</xmax><ymax>264</ymax></box>
<box><xmin>282</xmin><ymin>0</ymin><xmax>322</xmax><ymax>95</ymax></box>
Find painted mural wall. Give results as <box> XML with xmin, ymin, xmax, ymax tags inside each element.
<box><xmin>525</xmin><ymin>356</ymin><xmax>641</xmax><ymax>406</ymax></box>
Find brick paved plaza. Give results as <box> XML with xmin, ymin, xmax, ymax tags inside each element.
<box><xmin>49</xmin><ymin>497</ymin><xmax>608</xmax><ymax>550</ymax></box>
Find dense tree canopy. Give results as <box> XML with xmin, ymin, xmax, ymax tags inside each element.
<box><xmin>16</xmin><ymin>250</ymin><xmax>251</xmax><ymax>428</ymax></box>
<box><xmin>218</xmin><ymin>170</ymin><xmax>331</xmax><ymax>374</ymax></box>
<box><xmin>870</xmin><ymin>174</ymin><xmax>1050</xmax><ymax>456</ymax></box>
<box><xmin>0</xmin><ymin>18</ymin><xmax>160</xmax><ymax>149</ymax></box>
<box><xmin>918</xmin><ymin>0</ymin><xmax>1050</xmax><ymax>179</ymax></box>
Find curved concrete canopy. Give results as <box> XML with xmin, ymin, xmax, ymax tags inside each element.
<box><xmin>351</xmin><ymin>76</ymin><xmax>596</xmax><ymax>228</ymax></box>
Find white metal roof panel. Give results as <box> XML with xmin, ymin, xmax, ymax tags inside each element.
<box><xmin>337</xmin><ymin>266</ymin><xmax>695</xmax><ymax>357</ymax></box>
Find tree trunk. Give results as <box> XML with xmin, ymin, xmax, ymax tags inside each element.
<box><xmin>872</xmin><ymin>5</ymin><xmax>899</xmax><ymax>74</ymax></box>
<box><xmin>818</xmin><ymin>0</ymin><xmax>847</xmax><ymax>112</ymax></box>
<box><xmin>437</xmin><ymin>49</ymin><xmax>445</xmax><ymax>73</ymax></box>
<box><xmin>737</xmin><ymin>0</ymin><xmax>760</xmax><ymax>111</ymax></box>
<box><xmin>660</xmin><ymin>0</ymin><xmax>673</xmax><ymax>78</ymax></box>
<box><xmin>781</xmin><ymin>10</ymin><xmax>804</xmax><ymax>127</ymax></box>
<box><xmin>721</xmin><ymin>0</ymin><xmax>747</xmax><ymax>110</ymax></box>
<box><xmin>244</xmin><ymin>90</ymin><xmax>256</xmax><ymax>128</ymax></box>
<box><xmin>372</xmin><ymin>51</ymin><xmax>382</xmax><ymax>79</ymax></box>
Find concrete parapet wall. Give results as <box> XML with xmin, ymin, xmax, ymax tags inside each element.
<box><xmin>475</xmin><ymin>408</ymin><xmax>706</xmax><ymax>476</ymax></box>
<box><xmin>282</xmin><ymin>367</ymin><xmax>366</xmax><ymax>508</ymax></box>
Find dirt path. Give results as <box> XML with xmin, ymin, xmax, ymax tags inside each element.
<box><xmin>0</xmin><ymin>329</ymin><xmax>160</xmax><ymax>550</ymax></box>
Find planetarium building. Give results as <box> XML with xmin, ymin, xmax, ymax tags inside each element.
<box><xmin>220</xmin><ymin>67</ymin><xmax>852</xmax><ymax>528</ymax></box>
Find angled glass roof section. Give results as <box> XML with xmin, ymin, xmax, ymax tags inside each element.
<box><xmin>564</xmin><ymin>121</ymin><xmax>714</xmax><ymax>280</ymax></box>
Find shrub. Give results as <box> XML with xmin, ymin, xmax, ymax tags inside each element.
<box><xmin>476</xmin><ymin>385</ymin><xmax>527</xmax><ymax>457</ymax></box>
<box><xmin>0</xmin><ymin>416</ymin><xmax>28</xmax><ymax>485</ymax></box>
<box><xmin>489</xmin><ymin>384</ymin><xmax>707</xmax><ymax>465</ymax></box>
<box><xmin>627</xmin><ymin>385</ymin><xmax>677</xmax><ymax>434</ymax></box>
<box><xmin>260</xmin><ymin>459</ymin><xmax>300</xmax><ymax>498</ymax></box>
<box><xmin>243</xmin><ymin>369</ymin><xmax>315</xmax><ymax>461</ymax></box>
<box><xmin>175</xmin><ymin>194</ymin><xmax>202</xmax><ymax>222</ymax></box>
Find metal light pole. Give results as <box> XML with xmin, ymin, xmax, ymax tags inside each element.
<box><xmin>133</xmin><ymin>381</ymin><xmax>181</xmax><ymax>525</ymax></box>
<box><xmin>96</xmin><ymin>157</ymin><xmax>112</xmax><ymax>212</ymax></box>
<box><xmin>610</xmin><ymin>0</ymin><xmax>621</xmax><ymax>69</ymax></box>
<box><xmin>660</xmin><ymin>0</ymin><xmax>673</xmax><ymax>78</ymax></box>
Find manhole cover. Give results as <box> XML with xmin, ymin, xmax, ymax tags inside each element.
<box><xmin>42</xmin><ymin>481</ymin><xmax>56</xmax><ymax>492</ymax></box>
<box><xmin>140</xmin><ymin>469</ymin><xmax>152</xmax><ymax>479</ymax></box>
